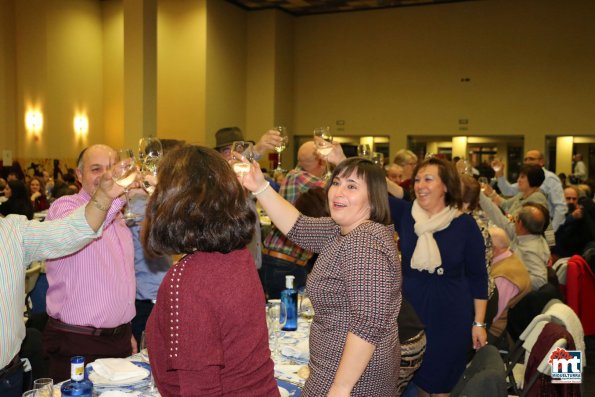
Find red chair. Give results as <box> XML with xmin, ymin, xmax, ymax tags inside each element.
<box><xmin>564</xmin><ymin>255</ymin><xmax>595</xmax><ymax>336</ymax></box>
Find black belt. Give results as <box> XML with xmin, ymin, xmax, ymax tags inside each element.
<box><xmin>0</xmin><ymin>355</ymin><xmax>23</xmax><ymax>379</ymax></box>
<box><xmin>48</xmin><ymin>317</ymin><xmax>129</xmax><ymax>337</ymax></box>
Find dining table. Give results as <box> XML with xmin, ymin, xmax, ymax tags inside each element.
<box><xmin>51</xmin><ymin>318</ymin><xmax>311</xmax><ymax>397</ymax></box>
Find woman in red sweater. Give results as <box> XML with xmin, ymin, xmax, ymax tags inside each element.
<box><xmin>143</xmin><ymin>145</ymin><xmax>279</xmax><ymax>397</ymax></box>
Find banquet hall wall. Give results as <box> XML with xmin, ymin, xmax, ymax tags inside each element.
<box><xmin>0</xmin><ymin>0</ymin><xmax>594</xmax><ymax>171</ymax></box>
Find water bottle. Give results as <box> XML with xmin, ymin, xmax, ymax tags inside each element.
<box><xmin>60</xmin><ymin>356</ymin><xmax>94</xmax><ymax>397</ymax></box>
<box><xmin>281</xmin><ymin>275</ymin><xmax>298</xmax><ymax>331</ymax></box>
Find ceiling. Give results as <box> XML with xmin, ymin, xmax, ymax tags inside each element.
<box><xmin>226</xmin><ymin>0</ymin><xmax>477</xmax><ymax>16</ymax></box>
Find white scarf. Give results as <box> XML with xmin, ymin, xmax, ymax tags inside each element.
<box><xmin>411</xmin><ymin>200</ymin><xmax>461</xmax><ymax>273</ymax></box>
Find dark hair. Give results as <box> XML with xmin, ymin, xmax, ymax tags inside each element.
<box><xmin>325</xmin><ymin>157</ymin><xmax>391</xmax><ymax>225</ymax></box>
<box><xmin>518</xmin><ymin>202</ymin><xmax>550</xmax><ymax>234</ymax></box>
<box><xmin>519</xmin><ymin>164</ymin><xmax>545</xmax><ymax>188</ymax></box>
<box><xmin>0</xmin><ymin>180</ymin><xmax>34</xmax><ymax>219</ymax></box>
<box><xmin>412</xmin><ymin>157</ymin><xmax>463</xmax><ymax>210</ymax></box>
<box><xmin>460</xmin><ymin>174</ymin><xmax>480</xmax><ymax>211</ymax></box>
<box><xmin>143</xmin><ymin>145</ymin><xmax>256</xmax><ymax>256</ymax></box>
<box><xmin>295</xmin><ymin>187</ymin><xmax>329</xmax><ymax>218</ymax></box>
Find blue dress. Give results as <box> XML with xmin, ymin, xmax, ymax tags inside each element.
<box><xmin>389</xmin><ymin>197</ymin><xmax>488</xmax><ymax>393</ymax></box>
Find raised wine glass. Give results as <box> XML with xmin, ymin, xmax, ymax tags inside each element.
<box><xmin>372</xmin><ymin>152</ymin><xmax>385</xmax><ymax>168</ymax></box>
<box><xmin>138</xmin><ymin>137</ymin><xmax>162</xmax><ymax>195</ymax></box>
<box><xmin>478</xmin><ymin>176</ymin><xmax>489</xmax><ymax>192</ymax></box>
<box><xmin>313</xmin><ymin>126</ymin><xmax>333</xmax><ymax>180</ymax></box>
<box><xmin>112</xmin><ymin>148</ymin><xmax>138</xmax><ymax>221</ymax></box>
<box><xmin>231</xmin><ymin>141</ymin><xmax>255</xmax><ymax>177</ymax></box>
<box><xmin>357</xmin><ymin>144</ymin><xmax>371</xmax><ymax>158</ymax></box>
<box><xmin>273</xmin><ymin>126</ymin><xmax>289</xmax><ymax>173</ymax></box>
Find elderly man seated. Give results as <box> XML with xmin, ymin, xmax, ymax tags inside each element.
<box><xmin>480</xmin><ymin>192</ymin><xmax>550</xmax><ymax>291</ymax></box>
<box><xmin>487</xmin><ymin>227</ymin><xmax>532</xmax><ymax>341</ymax></box>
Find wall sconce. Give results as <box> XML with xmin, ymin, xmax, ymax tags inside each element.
<box><xmin>74</xmin><ymin>114</ymin><xmax>89</xmax><ymax>136</ymax></box>
<box><xmin>25</xmin><ymin>110</ymin><xmax>43</xmax><ymax>139</ymax></box>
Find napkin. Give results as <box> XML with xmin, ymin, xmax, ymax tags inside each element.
<box><xmin>281</xmin><ymin>339</ymin><xmax>309</xmax><ymax>361</ymax></box>
<box><xmin>91</xmin><ymin>358</ymin><xmax>149</xmax><ymax>383</ymax></box>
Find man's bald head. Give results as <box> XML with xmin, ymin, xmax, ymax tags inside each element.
<box><xmin>524</xmin><ymin>150</ymin><xmax>544</xmax><ymax>167</ymax></box>
<box><xmin>488</xmin><ymin>227</ymin><xmax>510</xmax><ymax>251</ymax></box>
<box><xmin>298</xmin><ymin>141</ymin><xmax>325</xmax><ymax>177</ymax></box>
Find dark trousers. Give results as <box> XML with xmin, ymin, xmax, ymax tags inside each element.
<box><xmin>0</xmin><ymin>357</ymin><xmax>24</xmax><ymax>397</ymax></box>
<box><xmin>43</xmin><ymin>321</ymin><xmax>132</xmax><ymax>382</ymax></box>
<box><xmin>131</xmin><ymin>300</ymin><xmax>155</xmax><ymax>345</ymax></box>
<box><xmin>261</xmin><ymin>254</ymin><xmax>308</xmax><ymax>299</ymax></box>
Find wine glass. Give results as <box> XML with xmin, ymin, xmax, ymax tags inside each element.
<box><xmin>112</xmin><ymin>148</ymin><xmax>138</xmax><ymax>220</ymax></box>
<box><xmin>266</xmin><ymin>301</ymin><xmax>287</xmax><ymax>359</ymax></box>
<box><xmin>33</xmin><ymin>378</ymin><xmax>54</xmax><ymax>397</ymax></box>
<box><xmin>313</xmin><ymin>126</ymin><xmax>333</xmax><ymax>180</ymax></box>
<box><xmin>231</xmin><ymin>141</ymin><xmax>254</xmax><ymax>177</ymax></box>
<box><xmin>138</xmin><ymin>137</ymin><xmax>162</xmax><ymax>195</ymax></box>
<box><xmin>139</xmin><ymin>331</ymin><xmax>155</xmax><ymax>393</ymax></box>
<box><xmin>357</xmin><ymin>144</ymin><xmax>371</xmax><ymax>158</ymax></box>
<box><xmin>478</xmin><ymin>176</ymin><xmax>489</xmax><ymax>192</ymax></box>
<box><xmin>372</xmin><ymin>152</ymin><xmax>384</xmax><ymax>168</ymax></box>
<box><xmin>273</xmin><ymin>126</ymin><xmax>289</xmax><ymax>173</ymax></box>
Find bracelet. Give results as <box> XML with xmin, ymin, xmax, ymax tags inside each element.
<box><xmin>472</xmin><ymin>321</ymin><xmax>487</xmax><ymax>328</ymax></box>
<box><xmin>252</xmin><ymin>181</ymin><xmax>270</xmax><ymax>197</ymax></box>
<box><xmin>90</xmin><ymin>196</ymin><xmax>110</xmax><ymax>211</ymax></box>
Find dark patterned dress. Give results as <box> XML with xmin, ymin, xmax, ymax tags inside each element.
<box><xmin>389</xmin><ymin>198</ymin><xmax>488</xmax><ymax>393</ymax></box>
<box><xmin>286</xmin><ymin>215</ymin><xmax>401</xmax><ymax>396</ymax></box>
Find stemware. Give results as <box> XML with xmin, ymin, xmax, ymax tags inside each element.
<box><xmin>313</xmin><ymin>126</ymin><xmax>333</xmax><ymax>180</ymax></box>
<box><xmin>266</xmin><ymin>301</ymin><xmax>288</xmax><ymax>359</ymax></box>
<box><xmin>138</xmin><ymin>137</ymin><xmax>163</xmax><ymax>195</ymax></box>
<box><xmin>357</xmin><ymin>144</ymin><xmax>371</xmax><ymax>158</ymax></box>
<box><xmin>33</xmin><ymin>378</ymin><xmax>54</xmax><ymax>397</ymax></box>
<box><xmin>478</xmin><ymin>176</ymin><xmax>489</xmax><ymax>192</ymax></box>
<box><xmin>112</xmin><ymin>148</ymin><xmax>138</xmax><ymax>220</ymax></box>
<box><xmin>274</xmin><ymin>126</ymin><xmax>289</xmax><ymax>173</ymax></box>
<box><xmin>231</xmin><ymin>141</ymin><xmax>255</xmax><ymax>177</ymax></box>
<box><xmin>372</xmin><ymin>152</ymin><xmax>385</xmax><ymax>168</ymax></box>
<box><xmin>139</xmin><ymin>331</ymin><xmax>155</xmax><ymax>393</ymax></box>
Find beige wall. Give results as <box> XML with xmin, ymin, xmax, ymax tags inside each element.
<box><xmin>102</xmin><ymin>0</ymin><xmax>124</xmax><ymax>149</ymax></box>
<box><xmin>1</xmin><ymin>0</ymin><xmax>594</xmax><ymax>171</ymax></box>
<box><xmin>293</xmin><ymin>0</ymin><xmax>595</xmax><ymax>160</ymax></box>
<box><xmin>157</xmin><ymin>0</ymin><xmax>206</xmax><ymax>145</ymax></box>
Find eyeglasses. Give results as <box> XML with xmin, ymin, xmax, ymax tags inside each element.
<box><xmin>565</xmin><ymin>196</ymin><xmax>578</xmax><ymax>202</ymax></box>
<box><xmin>524</xmin><ymin>157</ymin><xmax>539</xmax><ymax>162</ymax></box>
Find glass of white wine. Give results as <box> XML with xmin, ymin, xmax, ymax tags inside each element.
<box><xmin>478</xmin><ymin>176</ymin><xmax>489</xmax><ymax>192</ymax></box>
<box><xmin>138</xmin><ymin>137</ymin><xmax>162</xmax><ymax>195</ymax></box>
<box><xmin>231</xmin><ymin>141</ymin><xmax>254</xmax><ymax>177</ymax></box>
<box><xmin>357</xmin><ymin>144</ymin><xmax>371</xmax><ymax>158</ymax></box>
<box><xmin>273</xmin><ymin>126</ymin><xmax>289</xmax><ymax>173</ymax></box>
<box><xmin>112</xmin><ymin>148</ymin><xmax>138</xmax><ymax>220</ymax></box>
<box><xmin>313</xmin><ymin>126</ymin><xmax>333</xmax><ymax>180</ymax></box>
<box><xmin>372</xmin><ymin>152</ymin><xmax>385</xmax><ymax>168</ymax></box>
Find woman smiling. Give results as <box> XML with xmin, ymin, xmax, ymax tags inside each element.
<box><xmin>389</xmin><ymin>157</ymin><xmax>488</xmax><ymax>396</ymax></box>
<box><xmin>239</xmin><ymin>155</ymin><xmax>401</xmax><ymax>397</ymax></box>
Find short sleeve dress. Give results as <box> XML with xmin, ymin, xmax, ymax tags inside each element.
<box><xmin>286</xmin><ymin>215</ymin><xmax>401</xmax><ymax>396</ymax></box>
<box><xmin>389</xmin><ymin>198</ymin><xmax>487</xmax><ymax>393</ymax></box>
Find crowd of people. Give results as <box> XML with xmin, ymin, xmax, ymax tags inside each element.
<box><xmin>0</xmin><ymin>131</ymin><xmax>593</xmax><ymax>397</ymax></box>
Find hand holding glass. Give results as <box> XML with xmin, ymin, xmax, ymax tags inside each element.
<box><xmin>478</xmin><ymin>177</ymin><xmax>489</xmax><ymax>192</ymax></box>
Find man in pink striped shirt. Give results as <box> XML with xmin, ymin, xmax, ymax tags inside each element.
<box><xmin>43</xmin><ymin>144</ymin><xmax>136</xmax><ymax>381</ymax></box>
